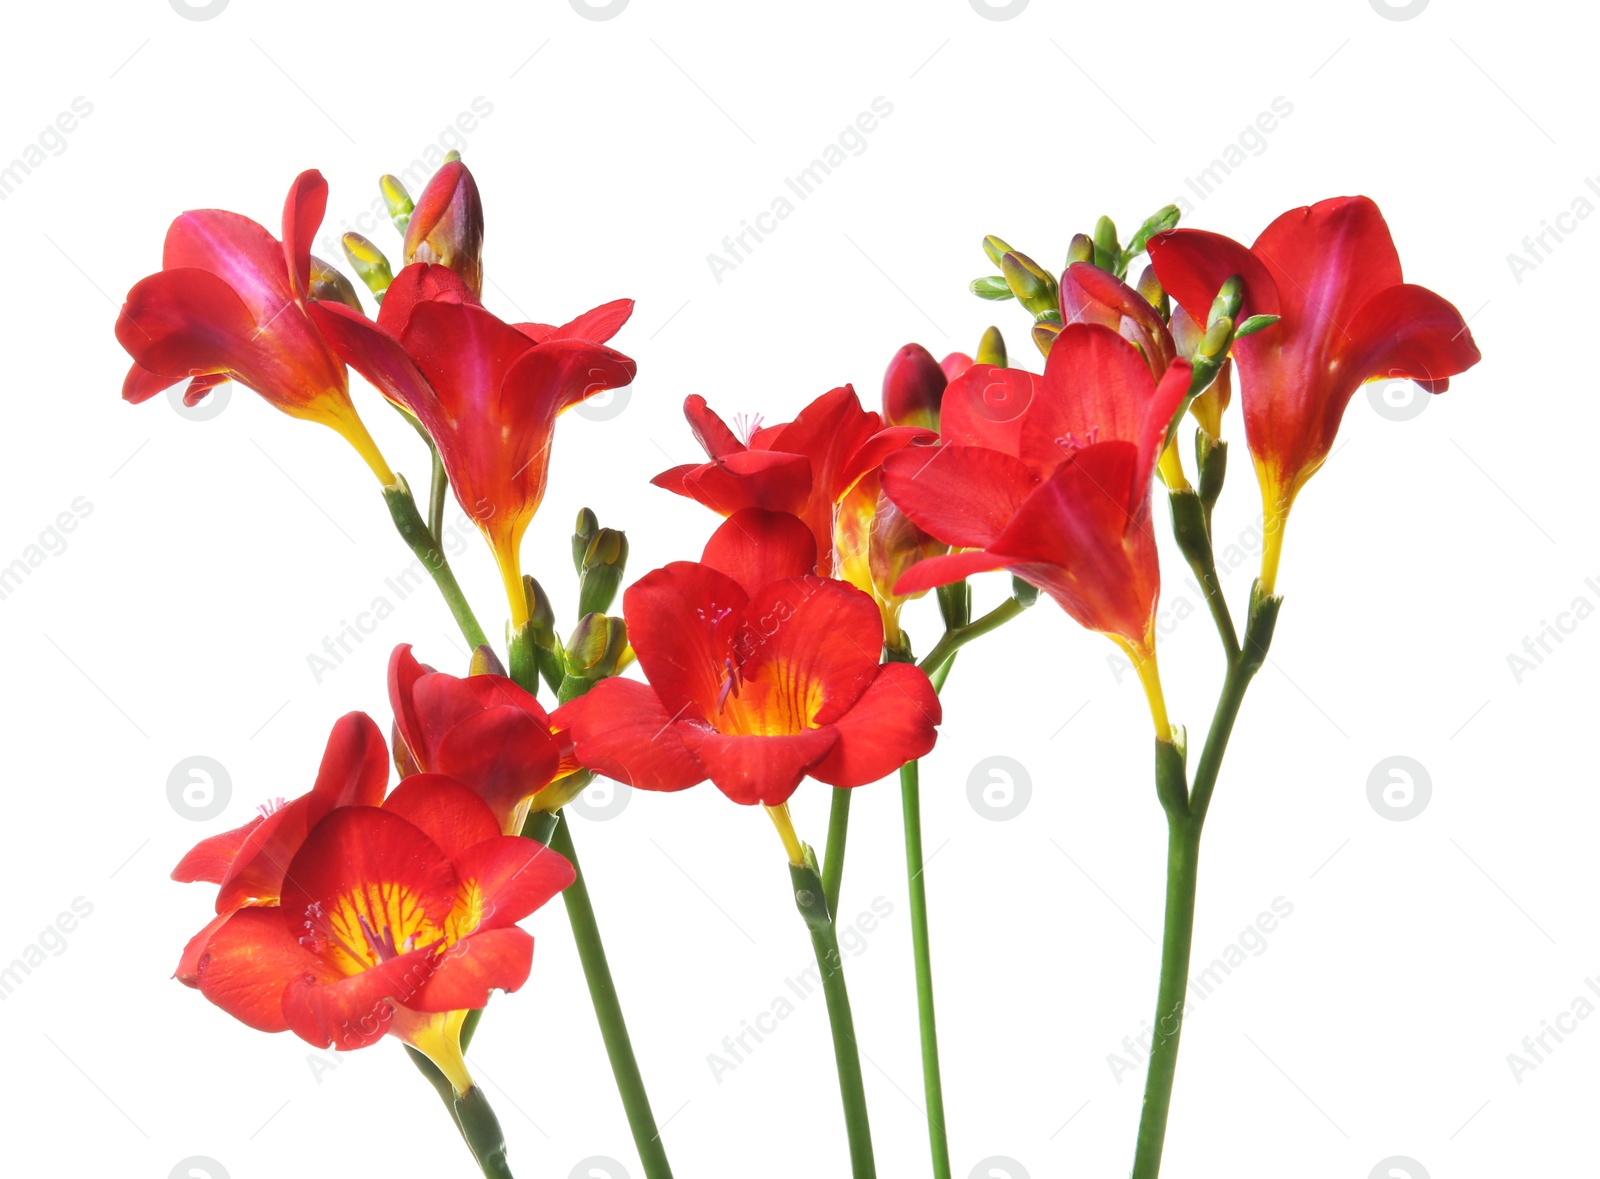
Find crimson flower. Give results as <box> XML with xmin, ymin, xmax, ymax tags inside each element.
<box><xmin>404</xmin><ymin>160</ymin><xmax>484</xmax><ymax>295</ymax></box>
<box><xmin>191</xmin><ymin>774</ymin><xmax>572</xmax><ymax>1092</ymax></box>
<box><xmin>881</xmin><ymin>324</ymin><xmax>1191</xmax><ymax>731</ymax></box>
<box><xmin>552</xmin><ymin>508</ymin><xmax>941</xmax><ymax>809</ymax></box>
<box><xmin>171</xmin><ymin>712</ymin><xmax>389</xmax><ymax>983</ymax></box>
<box><xmin>115</xmin><ymin>170</ymin><xmax>396</xmax><ymax>484</ymax></box>
<box><xmin>1148</xmin><ymin>196</ymin><xmax>1482</xmax><ymax>590</ymax></box>
<box><xmin>309</xmin><ymin>263</ymin><xmax>637</xmax><ymax>625</ymax></box>
<box><xmin>389</xmin><ymin>644</ymin><xmax>574</xmax><ymax>833</ymax></box>
<box><xmin>652</xmin><ymin>386</ymin><xmax>931</xmax><ymax>574</ymax></box>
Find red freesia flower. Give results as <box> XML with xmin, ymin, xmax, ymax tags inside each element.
<box><xmin>404</xmin><ymin>160</ymin><xmax>484</xmax><ymax>295</ymax></box>
<box><xmin>1147</xmin><ymin>195</ymin><xmax>1482</xmax><ymax>590</ymax></box>
<box><xmin>880</xmin><ymin>325</ymin><xmax>1191</xmax><ymax>729</ymax></box>
<box><xmin>389</xmin><ymin>644</ymin><xmax>572</xmax><ymax>833</ymax></box>
<box><xmin>171</xmin><ymin>712</ymin><xmax>389</xmax><ymax>984</ymax></box>
<box><xmin>115</xmin><ymin>170</ymin><xmax>396</xmax><ymax>484</ymax></box>
<box><xmin>192</xmin><ymin>774</ymin><xmax>572</xmax><ymax>1093</ymax></box>
<box><xmin>552</xmin><ymin>508</ymin><xmax>941</xmax><ymax>808</ymax></box>
<box><xmin>652</xmin><ymin>386</ymin><xmax>931</xmax><ymax>574</ymax></box>
<box><xmin>308</xmin><ymin>263</ymin><xmax>637</xmax><ymax>625</ymax></box>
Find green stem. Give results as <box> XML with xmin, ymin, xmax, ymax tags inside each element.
<box><xmin>917</xmin><ymin>598</ymin><xmax>1022</xmax><ymax>677</ymax></box>
<box><xmin>1130</xmin><ymin>813</ymin><xmax>1201</xmax><ymax>1179</ymax></box>
<box><xmin>791</xmin><ymin>860</ymin><xmax>876</xmax><ymax>1178</ymax></box>
<box><xmin>900</xmin><ymin>759</ymin><xmax>951</xmax><ymax>1179</ymax></box>
<box><xmin>428</xmin><ymin>446</ymin><xmax>448</xmax><ymax>539</ymax></box>
<box><xmin>548</xmin><ymin>817</ymin><xmax>675</xmax><ymax>1179</ymax></box>
<box><xmin>455</xmin><ymin>1084</ymin><xmax>516</xmax><ymax>1179</ymax></box>
<box><xmin>821</xmin><ymin>787</ymin><xmax>852</xmax><ymax>915</ymax></box>
<box><xmin>382</xmin><ymin>479</ymin><xmax>489</xmax><ymax>651</ymax></box>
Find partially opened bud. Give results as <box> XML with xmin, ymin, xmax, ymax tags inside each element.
<box><xmin>404</xmin><ymin>160</ymin><xmax>484</xmax><ymax>295</ymax></box>
<box><xmin>379</xmin><ymin>175</ymin><xmax>414</xmax><ymax>236</ymax></box>
<box><xmin>308</xmin><ymin>256</ymin><xmax>363</xmax><ymax>311</ymax></box>
<box><xmin>562</xmin><ymin>613</ymin><xmax>630</xmax><ymax>686</ymax></box>
<box><xmin>882</xmin><ymin>343</ymin><xmax>947</xmax><ymax>430</ymax></box>
<box><xmin>340</xmin><ymin>232</ymin><xmax>393</xmax><ymax>300</ymax></box>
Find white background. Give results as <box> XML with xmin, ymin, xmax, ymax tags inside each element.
<box><xmin>0</xmin><ymin>1</ymin><xmax>1587</xmax><ymax>1177</ymax></box>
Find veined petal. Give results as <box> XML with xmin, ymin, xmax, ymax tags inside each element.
<box><xmin>172</xmin><ymin>816</ymin><xmax>263</xmax><ymax>884</ymax></box>
<box><xmin>450</xmin><ymin>836</ymin><xmax>574</xmax><ymax>933</ymax></box>
<box><xmin>196</xmin><ymin>907</ymin><xmax>329</xmax><ymax>1034</ymax></box>
<box><xmin>381</xmin><ymin>774</ymin><xmax>502</xmax><ymax>861</ymax></box>
<box><xmin>675</xmin><ymin>723</ymin><xmax>837</xmax><ymax>806</ymax></box>
<box><xmin>404</xmin><ymin>927</ymin><xmax>534</xmax><ymax>1014</ymax></box>
<box><xmin>892</xmin><ymin>548</ymin><xmax>1017</xmax><ymax>597</ymax></box>
<box><xmin>623</xmin><ymin>561</ymin><xmax>748</xmax><ymax>718</ymax></box>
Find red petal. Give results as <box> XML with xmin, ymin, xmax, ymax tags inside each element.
<box><xmin>623</xmin><ymin>561</ymin><xmax>748</xmax><ymax>719</ymax></box>
<box><xmin>1023</xmin><ymin>324</ymin><xmax>1161</xmax><ymax>470</ymax></box>
<box><xmin>281</xmin><ymin>170</ymin><xmax>328</xmax><ymax>301</ymax></box>
<box><xmin>1249</xmin><ymin>195</ymin><xmax>1400</xmax><ymax>339</ymax></box>
<box><xmin>278</xmin><ymin>808</ymin><xmax>459</xmax><ymax>938</ymax></box>
<box><xmin>1147</xmin><ymin>227</ymin><xmax>1280</xmax><ymax>326</ymax></box>
<box><xmin>123</xmin><ymin>361</ymin><xmax>182</xmax><ymax>404</ymax></box>
<box><xmin>1061</xmin><ymin>263</ymin><xmax>1176</xmax><ymax>375</ymax></box>
<box><xmin>376</xmin><ymin>262</ymin><xmax>479</xmax><ymax>337</ymax></box>
<box><xmin>381</xmin><ymin>774</ymin><xmax>502</xmax><ymax>860</ymax></box>
<box><xmin>553</xmin><ymin>297</ymin><xmax>635</xmax><ymax>344</ymax></box>
<box><xmin>880</xmin><ymin>444</ymin><xmax>1037</xmax><ymax>549</ymax></box>
<box><xmin>308</xmin><ymin>300</ymin><xmax>437</xmax><ymax>415</ymax></box>
<box><xmin>651</xmin><ymin>450</ymin><xmax>814</xmax><ymax>517</ymax></box>
<box><xmin>683</xmin><ymin>394</ymin><xmax>747</xmax><ymax>458</ymax></box>
<box><xmin>433</xmin><ymin>707</ymin><xmax>562</xmax><ymax>830</ymax></box>
<box><xmin>675</xmin><ymin>723</ymin><xmax>837</xmax><ymax>806</ymax></box>
<box><xmin>937</xmin><ymin>364</ymin><xmax>1041</xmax><ymax>454</ymax></box>
<box><xmin>308</xmin><ymin>711</ymin><xmax>390</xmax><ymax>818</ymax></box>
<box><xmin>812</xmin><ymin>662</ymin><xmax>941</xmax><ymax>788</ymax></box>
<box><xmin>892</xmin><ymin>548</ymin><xmax>1017</xmax><ymax>597</ymax></box>
<box><xmin>281</xmin><ymin>948</ymin><xmax>434</xmax><ymax>1050</ymax></box>
<box><xmin>451</xmin><ymin>836</ymin><xmax>574</xmax><ymax>931</ymax></box>
<box><xmin>172</xmin><ymin>817</ymin><xmax>263</xmax><ymax>884</ymax></box>
<box><xmin>115</xmin><ymin>267</ymin><xmax>257</xmax><ymax>381</ymax></box>
<box><xmin>502</xmin><ymin>336</ymin><xmax>637</xmax><ymax>420</ymax></box>
<box><xmin>1342</xmin><ymin>282</ymin><xmax>1482</xmax><ymax>388</ymax></box>
<box><xmin>175</xmin><ymin>911</ymin><xmax>234</xmax><ymax>986</ymax></box>
<box><xmin>736</xmin><ymin>577</ymin><xmax>882</xmax><ymax>725</ymax></box>
<box><xmin>162</xmin><ymin>208</ymin><xmax>293</xmax><ymax>324</ymax></box>
<box><xmin>552</xmin><ymin>677</ymin><xmax>706</xmax><ymax>792</ymax></box>
<box><xmin>406</xmin><ymin>928</ymin><xmax>534</xmax><ymax>1013</ymax></box>
<box><xmin>214</xmin><ymin>798</ymin><xmax>313</xmax><ymax>913</ymax></box>
<box><xmin>196</xmin><ymin>907</ymin><xmax>327</xmax><ymax>1034</ymax></box>
<box><xmin>701</xmin><ymin>508</ymin><xmax>819</xmax><ymax>590</ymax></box>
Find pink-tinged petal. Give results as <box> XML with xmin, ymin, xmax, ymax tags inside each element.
<box><xmin>1341</xmin><ymin>282</ymin><xmax>1482</xmax><ymax>388</ymax></box>
<box><xmin>1061</xmin><ymin>262</ymin><xmax>1177</xmax><ymax>376</ymax></box>
<box><xmin>675</xmin><ymin>723</ymin><xmax>837</xmax><ymax>806</ymax></box>
<box><xmin>175</xmin><ymin>911</ymin><xmax>235</xmax><ymax>986</ymax></box>
<box><xmin>308</xmin><ymin>299</ymin><xmax>438</xmax><ymax>416</ymax></box>
<box><xmin>388</xmin><ymin>644</ymin><xmax>430</xmax><ymax>766</ymax></box>
<box><xmin>162</xmin><ymin>208</ymin><xmax>293</xmax><ymax>324</ymax></box>
<box><xmin>451</xmin><ymin>837</ymin><xmax>574</xmax><ymax>931</ymax></box>
<box><xmin>892</xmin><ymin>548</ymin><xmax>1017</xmax><ymax>597</ymax></box>
<box><xmin>1249</xmin><ymin>195</ymin><xmax>1401</xmax><ymax>338</ymax></box>
<box><xmin>701</xmin><ymin>508</ymin><xmax>818</xmax><ymax>591</ymax></box>
<box><xmin>115</xmin><ymin>267</ymin><xmax>258</xmax><ymax>382</ymax></box>
<box><xmin>621</xmin><ymin>561</ymin><xmax>747</xmax><ymax>718</ymax></box>
<box><xmin>811</xmin><ymin>662</ymin><xmax>941</xmax><ymax>788</ymax></box>
<box><xmin>196</xmin><ymin>907</ymin><xmax>328</xmax><ymax>1034</ymax></box>
<box><xmin>552</xmin><ymin>677</ymin><xmax>706</xmax><ymax>792</ymax></box>
<box><xmin>651</xmin><ymin>450</ymin><xmax>814</xmax><ymax>518</ymax></box>
<box><xmin>1134</xmin><ymin>360</ymin><xmax>1195</xmax><ymax>496</ymax></box>
<box><xmin>553</xmin><ymin>297</ymin><xmax>634</xmax><ymax>344</ymax></box>
<box><xmin>880</xmin><ymin>444</ymin><xmax>1038</xmax><ymax>549</ymax></box>
<box><xmin>376</xmin><ymin>261</ymin><xmax>479</xmax><ymax>336</ymax></box>
<box><xmin>1147</xmin><ymin>227</ymin><xmax>1281</xmax><ymax>327</ymax></box>
<box><xmin>940</xmin><ymin>352</ymin><xmax>974</xmax><ymax>381</ymax></box>
<box><xmin>405</xmin><ymin>928</ymin><xmax>533</xmax><ymax>1013</ymax></box>
<box><xmin>734</xmin><ymin>577</ymin><xmax>882</xmax><ymax>726</ymax></box>
<box><xmin>172</xmin><ymin>816</ymin><xmax>264</xmax><ymax>884</ymax></box>
<box><xmin>381</xmin><ymin>774</ymin><xmax>502</xmax><ymax>861</ymax></box>
<box><xmin>938</xmin><ymin>365</ymin><xmax>1041</xmax><ymax>454</ymax></box>
<box><xmin>183</xmin><ymin>372</ymin><xmax>229</xmax><ymax>407</ymax></box>
<box><xmin>123</xmin><ymin>361</ymin><xmax>182</xmax><ymax>404</ymax></box>
<box><xmin>683</xmin><ymin>394</ymin><xmax>747</xmax><ymax>458</ymax></box>
<box><xmin>281</xmin><ymin>170</ymin><xmax>328</xmax><ymax>301</ymax></box>
<box><xmin>502</xmin><ymin>336</ymin><xmax>637</xmax><ymax>419</ymax></box>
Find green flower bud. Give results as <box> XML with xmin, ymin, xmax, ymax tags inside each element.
<box><xmin>975</xmin><ymin>325</ymin><xmax>1007</xmax><ymax>368</ymax></box>
<box><xmin>999</xmin><ymin>251</ymin><xmax>1059</xmax><ymax>319</ymax></box>
<box><xmin>380</xmin><ymin>174</ymin><xmax>414</xmax><ymax>236</ymax></box>
<box><xmin>562</xmin><ymin>613</ymin><xmax>630</xmax><ymax>684</ymax></box>
<box><xmin>577</xmin><ymin>527</ymin><xmax>629</xmax><ymax>617</ymax></box>
<box><xmin>1066</xmin><ymin>233</ymin><xmax>1095</xmax><ymax>266</ymax></box>
<box><xmin>969</xmin><ymin>275</ymin><xmax>1015</xmax><ymax>301</ymax></box>
<box><xmin>340</xmin><ymin>232</ymin><xmax>394</xmax><ymax>301</ymax></box>
<box><xmin>308</xmin><ymin>256</ymin><xmax>363</xmax><ymax>311</ymax></box>
<box><xmin>982</xmin><ymin>234</ymin><xmax>1015</xmax><ymax>268</ymax></box>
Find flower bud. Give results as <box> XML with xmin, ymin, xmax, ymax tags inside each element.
<box><xmin>1031</xmin><ymin>321</ymin><xmax>1062</xmax><ymax>357</ymax></box>
<box><xmin>379</xmin><ymin>175</ymin><xmax>414</xmax><ymax>236</ymax></box>
<box><xmin>562</xmin><ymin>613</ymin><xmax>630</xmax><ymax>684</ymax></box>
<box><xmin>982</xmin><ymin>234</ymin><xmax>1014</xmax><ymax>268</ymax></box>
<box><xmin>975</xmin><ymin>326</ymin><xmax>1007</xmax><ymax>368</ymax></box>
<box><xmin>307</xmin><ymin>256</ymin><xmax>363</xmax><ymax>311</ymax></box>
<box><xmin>1207</xmin><ymin>275</ymin><xmax>1244</xmax><ymax>329</ymax></box>
<box><xmin>1092</xmin><ymin>215</ymin><xmax>1119</xmax><ymax>271</ymax></box>
<box><xmin>340</xmin><ymin>232</ymin><xmax>394</xmax><ymax>301</ymax></box>
<box><xmin>572</xmin><ymin>507</ymin><xmax>600</xmax><ymax>572</ymax></box>
<box><xmin>882</xmin><ymin>343</ymin><xmax>947</xmax><ymax>431</ymax></box>
<box><xmin>940</xmin><ymin>352</ymin><xmax>974</xmax><ymax>382</ymax></box>
<box><xmin>468</xmin><ymin>643</ymin><xmax>508</xmax><ymax>677</ymax></box>
<box><xmin>1066</xmin><ymin>233</ymin><xmax>1095</xmax><ymax>266</ymax></box>
<box><xmin>404</xmin><ymin>160</ymin><xmax>484</xmax><ymax>295</ymax></box>
<box><xmin>999</xmin><ymin>251</ymin><xmax>1058</xmax><ymax>319</ymax></box>
<box><xmin>523</xmin><ymin>575</ymin><xmax>557</xmax><ymax>644</ymax></box>
<box><xmin>577</xmin><ymin>528</ymin><xmax>629</xmax><ymax>618</ymax></box>
<box><xmin>969</xmin><ymin>275</ymin><xmax>1014</xmax><ymax>301</ymax></box>
<box><xmin>1135</xmin><ymin>265</ymin><xmax>1167</xmax><ymax>315</ymax></box>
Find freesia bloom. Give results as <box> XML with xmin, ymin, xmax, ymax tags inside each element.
<box><xmin>309</xmin><ymin>263</ymin><xmax>637</xmax><ymax>625</ymax></box>
<box><xmin>191</xmin><ymin>775</ymin><xmax>573</xmax><ymax>1094</ymax></box>
<box><xmin>389</xmin><ymin>644</ymin><xmax>574</xmax><ymax>833</ymax></box>
<box><xmin>1148</xmin><ymin>196</ymin><xmax>1482</xmax><ymax>591</ymax></box>
<box><xmin>652</xmin><ymin>386</ymin><xmax>931</xmax><ymax>573</ymax></box>
<box><xmin>881</xmin><ymin>324</ymin><xmax>1191</xmax><ymax>734</ymax></box>
<box><xmin>115</xmin><ymin>170</ymin><xmax>396</xmax><ymax>484</ymax></box>
<box><xmin>552</xmin><ymin>508</ymin><xmax>941</xmax><ymax>811</ymax></box>
<box><xmin>171</xmin><ymin>712</ymin><xmax>389</xmax><ymax>983</ymax></box>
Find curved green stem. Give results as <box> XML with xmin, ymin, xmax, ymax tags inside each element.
<box><xmin>382</xmin><ymin>479</ymin><xmax>489</xmax><ymax>651</ymax></box>
<box><xmin>900</xmin><ymin>759</ymin><xmax>951</xmax><ymax>1179</ymax></box>
<box><xmin>791</xmin><ymin>859</ymin><xmax>875</xmax><ymax>1177</ymax></box>
<box><xmin>549</xmin><ymin>816</ymin><xmax>675</xmax><ymax>1179</ymax></box>
<box><xmin>917</xmin><ymin>598</ymin><xmax>1023</xmax><ymax>678</ymax></box>
<box><xmin>428</xmin><ymin>446</ymin><xmax>448</xmax><ymax>539</ymax></box>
